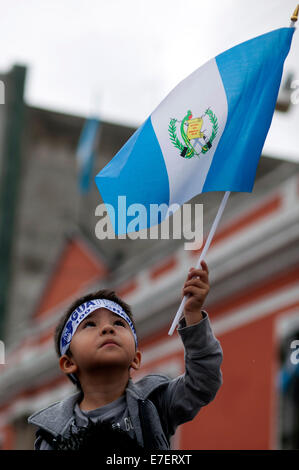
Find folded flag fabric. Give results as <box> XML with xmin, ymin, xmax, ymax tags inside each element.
<box><xmin>95</xmin><ymin>27</ymin><xmax>294</xmax><ymax>234</ymax></box>
<box><xmin>77</xmin><ymin>117</ymin><xmax>100</xmax><ymax>193</ymax></box>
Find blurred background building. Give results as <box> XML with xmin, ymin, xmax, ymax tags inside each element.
<box><xmin>0</xmin><ymin>0</ymin><xmax>299</xmax><ymax>451</ymax></box>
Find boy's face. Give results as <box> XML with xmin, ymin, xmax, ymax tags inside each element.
<box><xmin>60</xmin><ymin>308</ymin><xmax>141</xmax><ymax>379</ymax></box>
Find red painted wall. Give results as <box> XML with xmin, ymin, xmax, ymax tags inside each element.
<box><xmin>180</xmin><ymin>314</ymin><xmax>275</xmax><ymax>450</ymax></box>
<box><xmin>34</xmin><ymin>238</ymin><xmax>107</xmax><ymax>320</ymax></box>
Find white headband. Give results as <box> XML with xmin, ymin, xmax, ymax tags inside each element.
<box><xmin>60</xmin><ymin>298</ymin><xmax>138</xmax><ymax>356</ymax></box>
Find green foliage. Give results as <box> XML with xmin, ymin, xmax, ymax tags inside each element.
<box><xmin>201</xmin><ymin>109</ymin><xmax>218</xmax><ymax>154</ymax></box>
<box><xmin>168</xmin><ymin>119</ymin><xmax>184</xmax><ymax>152</ymax></box>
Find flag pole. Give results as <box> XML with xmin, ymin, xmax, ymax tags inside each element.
<box><xmin>168</xmin><ymin>191</ymin><xmax>231</xmax><ymax>336</ymax></box>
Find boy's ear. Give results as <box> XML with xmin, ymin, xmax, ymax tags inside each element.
<box><xmin>130</xmin><ymin>350</ymin><xmax>142</xmax><ymax>371</ymax></box>
<box><xmin>59</xmin><ymin>354</ymin><xmax>78</xmax><ymax>375</ymax></box>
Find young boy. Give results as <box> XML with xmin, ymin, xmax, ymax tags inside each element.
<box><xmin>28</xmin><ymin>261</ymin><xmax>223</xmax><ymax>450</ymax></box>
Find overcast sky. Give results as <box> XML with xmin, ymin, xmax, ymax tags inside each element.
<box><xmin>0</xmin><ymin>0</ymin><xmax>298</xmax><ymax>161</ymax></box>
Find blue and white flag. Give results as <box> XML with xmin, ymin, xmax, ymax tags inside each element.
<box><xmin>77</xmin><ymin>117</ymin><xmax>100</xmax><ymax>193</ymax></box>
<box><xmin>95</xmin><ymin>28</ymin><xmax>294</xmax><ymax>234</ymax></box>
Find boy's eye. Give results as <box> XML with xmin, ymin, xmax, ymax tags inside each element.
<box><xmin>83</xmin><ymin>321</ymin><xmax>96</xmax><ymax>328</ymax></box>
<box><xmin>114</xmin><ymin>319</ymin><xmax>125</xmax><ymax>327</ymax></box>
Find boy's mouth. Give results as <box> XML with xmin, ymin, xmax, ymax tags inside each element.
<box><xmin>100</xmin><ymin>339</ymin><xmax>119</xmax><ymax>348</ymax></box>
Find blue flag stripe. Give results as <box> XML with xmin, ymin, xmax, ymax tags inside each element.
<box><xmin>202</xmin><ymin>27</ymin><xmax>294</xmax><ymax>193</ymax></box>
<box><xmin>95</xmin><ymin>117</ymin><xmax>169</xmax><ymax>234</ymax></box>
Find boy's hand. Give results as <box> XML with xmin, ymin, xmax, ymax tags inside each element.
<box><xmin>181</xmin><ymin>260</ymin><xmax>210</xmax><ymax>326</ymax></box>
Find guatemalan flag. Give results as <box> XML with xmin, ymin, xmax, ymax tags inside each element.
<box><xmin>77</xmin><ymin>117</ymin><xmax>101</xmax><ymax>194</ymax></box>
<box><xmin>95</xmin><ymin>27</ymin><xmax>294</xmax><ymax>234</ymax></box>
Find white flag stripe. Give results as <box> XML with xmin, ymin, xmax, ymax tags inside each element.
<box><xmin>151</xmin><ymin>58</ymin><xmax>228</xmax><ymax>206</ymax></box>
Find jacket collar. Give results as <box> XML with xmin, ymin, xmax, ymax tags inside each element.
<box><xmin>28</xmin><ymin>375</ymin><xmax>169</xmax><ymax>437</ymax></box>
<box><xmin>28</xmin><ymin>391</ymin><xmax>82</xmax><ymax>437</ymax></box>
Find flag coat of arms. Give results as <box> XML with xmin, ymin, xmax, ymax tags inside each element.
<box><xmin>95</xmin><ymin>27</ymin><xmax>294</xmax><ymax>234</ymax></box>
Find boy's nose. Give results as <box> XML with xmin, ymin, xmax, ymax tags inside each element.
<box><xmin>100</xmin><ymin>324</ymin><xmax>116</xmax><ymax>335</ymax></box>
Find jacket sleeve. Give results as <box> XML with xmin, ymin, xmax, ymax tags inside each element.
<box><xmin>150</xmin><ymin>311</ymin><xmax>223</xmax><ymax>437</ymax></box>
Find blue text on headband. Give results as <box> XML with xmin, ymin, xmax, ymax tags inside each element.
<box><xmin>60</xmin><ymin>298</ymin><xmax>138</xmax><ymax>356</ymax></box>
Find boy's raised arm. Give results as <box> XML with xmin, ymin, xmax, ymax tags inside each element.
<box><xmin>150</xmin><ymin>261</ymin><xmax>223</xmax><ymax>438</ymax></box>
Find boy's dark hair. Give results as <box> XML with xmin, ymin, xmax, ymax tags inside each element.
<box><xmin>54</xmin><ymin>289</ymin><xmax>137</xmax><ymax>391</ymax></box>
